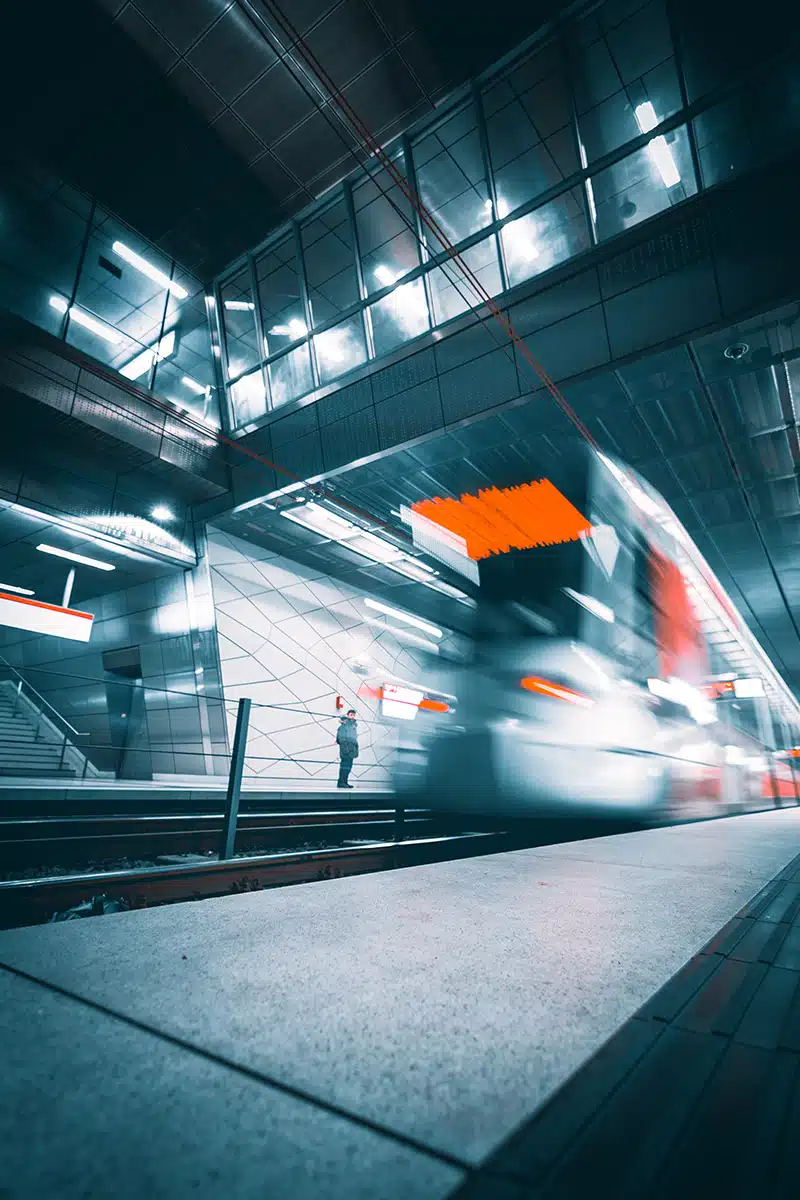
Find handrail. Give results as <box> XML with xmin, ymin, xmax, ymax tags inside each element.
<box><xmin>0</xmin><ymin>655</ymin><xmax>89</xmax><ymax>741</ymax></box>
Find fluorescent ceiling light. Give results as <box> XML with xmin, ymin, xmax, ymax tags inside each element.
<box><xmin>269</xmin><ymin>318</ymin><xmax>308</xmax><ymax>338</ymax></box>
<box><xmin>280</xmin><ymin>502</ymin><xmax>356</xmax><ymax>538</ymax></box>
<box><xmin>113</xmin><ymin>241</ymin><xmax>188</xmax><ymax>299</ymax></box>
<box><xmin>36</xmin><ymin>543</ymin><xmax>115</xmax><ymax>571</ymax></box>
<box><xmin>0</xmin><ymin>583</ymin><xmax>35</xmax><ymax>596</ymax></box>
<box><xmin>119</xmin><ymin>329</ymin><xmax>176</xmax><ymax>381</ymax></box>
<box><xmin>347</xmin><ymin>532</ymin><xmax>405</xmax><ymax>564</ymax></box>
<box><xmin>425</xmin><ymin>578</ymin><xmax>476</xmax><ymax>606</ymax></box>
<box><xmin>363</xmin><ymin>615</ymin><xmax>439</xmax><ymax>653</ymax></box>
<box><xmin>386</xmin><ymin>557</ymin><xmax>438</xmax><ymax>583</ymax></box>
<box><xmin>563</xmin><ymin>587</ymin><xmax>614</xmax><ymax>624</ymax></box>
<box><xmin>635</xmin><ymin>100</ymin><xmax>659</xmax><ymax>133</ymax></box>
<box><xmin>305</xmin><ymin>502</ymin><xmax>353</xmax><ymax>530</ymax></box>
<box><xmin>503</xmin><ymin>217</ymin><xmax>539</xmax><ymax>261</ymax></box>
<box><xmin>181</xmin><ymin>375</ymin><xmax>210</xmax><ymax>395</ymax></box>
<box><xmin>363</xmin><ymin>597</ymin><xmax>442</xmax><ymax>639</ymax></box>
<box><xmin>151</xmin><ymin>505</ymin><xmax>175</xmax><ymax>522</ymax></box>
<box><xmin>224</xmin><ymin>300</ymin><xmax>255</xmax><ymax>311</ymax></box>
<box><xmin>49</xmin><ymin>296</ymin><xmax>123</xmax><ymax>344</ymax></box>
<box><xmin>634</xmin><ymin>103</ymin><xmax>681</xmax><ymax>188</ymax></box>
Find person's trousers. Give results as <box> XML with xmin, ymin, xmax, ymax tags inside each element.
<box><xmin>338</xmin><ymin>754</ymin><xmax>355</xmax><ymax>786</ymax></box>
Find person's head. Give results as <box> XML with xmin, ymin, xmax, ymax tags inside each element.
<box><xmin>346</xmin><ymin>709</ymin><xmax>356</xmax><ymax>719</ymax></box>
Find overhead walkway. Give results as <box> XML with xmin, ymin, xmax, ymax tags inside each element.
<box><xmin>1</xmin><ymin>809</ymin><xmax>800</xmax><ymax>1197</ymax></box>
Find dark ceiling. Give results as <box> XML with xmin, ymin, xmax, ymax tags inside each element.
<box><xmin>234</xmin><ymin>302</ymin><xmax>800</xmax><ymax>689</ymax></box>
<box><xmin>0</xmin><ymin>501</ymin><xmax>181</xmax><ymax>609</ymax></box>
<box><xmin>0</xmin><ymin>0</ymin><xmax>565</xmax><ymax>281</ymax></box>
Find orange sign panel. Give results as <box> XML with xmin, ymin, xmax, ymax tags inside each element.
<box><xmin>411</xmin><ymin>479</ymin><xmax>591</xmax><ymax>560</ymax></box>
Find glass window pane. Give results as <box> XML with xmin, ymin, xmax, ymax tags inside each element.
<box><xmin>313</xmin><ymin>313</ymin><xmax>367</xmax><ymax>385</ymax></box>
<box><xmin>501</xmin><ymin>189</ymin><xmax>590</xmax><ymax>288</ymax></box>
<box><xmin>153</xmin><ymin>280</ymin><xmax>219</xmax><ymax>426</ymax></box>
<box><xmin>229</xmin><ymin>367</ymin><xmax>267</xmax><ymax>427</ymax></box>
<box><xmin>571</xmin><ymin>0</ymin><xmax>681</xmax><ymax>164</ymax></box>
<box><xmin>427</xmin><ymin>237</ymin><xmax>502</xmax><ymax>326</ymax></box>
<box><xmin>220</xmin><ymin>267</ymin><xmax>260</xmax><ymax>377</ymax></box>
<box><xmin>268</xmin><ymin>344</ymin><xmax>314</xmax><ymax>409</ymax></box>
<box><xmin>0</xmin><ymin>163</ymin><xmax>90</xmax><ymax>335</ymax></box>
<box><xmin>591</xmin><ymin>124</ymin><xmax>697</xmax><ymax>241</ymax></box>
<box><xmin>483</xmin><ymin>44</ymin><xmax>577</xmax><ymax>217</ymax></box>
<box><xmin>413</xmin><ymin>103</ymin><xmax>491</xmax><ymax>249</ymax></box>
<box><xmin>693</xmin><ymin>54</ymin><xmax>800</xmax><ymax>189</ymax></box>
<box><xmin>256</xmin><ymin>236</ymin><xmax>308</xmax><ymax>358</ymax></box>
<box><xmin>369</xmin><ymin>278</ymin><xmax>430</xmax><ymax>356</ymax></box>
<box><xmin>301</xmin><ymin>198</ymin><xmax>359</xmax><ymax>326</ymax></box>
<box><xmin>353</xmin><ymin>153</ymin><xmax>419</xmax><ymax>297</ymax></box>
<box><xmin>69</xmin><ymin>208</ymin><xmax>170</xmax><ymax>372</ymax></box>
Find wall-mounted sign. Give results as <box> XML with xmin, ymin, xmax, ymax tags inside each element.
<box><xmin>0</xmin><ymin>592</ymin><xmax>94</xmax><ymax>642</ymax></box>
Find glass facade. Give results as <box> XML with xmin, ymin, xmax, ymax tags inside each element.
<box><xmin>0</xmin><ymin>162</ymin><xmax>220</xmax><ymax>426</ymax></box>
<box><xmin>1</xmin><ymin>0</ymin><xmax>792</xmax><ymax>440</ymax></box>
<box><xmin>215</xmin><ymin>0</ymin><xmax>793</xmax><ymax>434</ymax></box>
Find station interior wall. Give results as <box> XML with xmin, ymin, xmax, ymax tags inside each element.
<box><xmin>207</xmin><ymin>527</ymin><xmax>454</xmax><ymax>784</ymax></box>
<box><xmin>0</xmin><ymin>550</ymin><xmax>227</xmax><ymax>777</ymax></box>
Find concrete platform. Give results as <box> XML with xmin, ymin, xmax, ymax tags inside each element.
<box><xmin>2</xmin><ymin>808</ymin><xmax>800</xmax><ymax>1197</ymax></box>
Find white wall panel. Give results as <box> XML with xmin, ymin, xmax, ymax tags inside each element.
<box><xmin>207</xmin><ymin>526</ymin><xmax>435</xmax><ymax>784</ymax></box>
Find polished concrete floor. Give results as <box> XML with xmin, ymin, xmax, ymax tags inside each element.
<box><xmin>2</xmin><ymin>808</ymin><xmax>800</xmax><ymax>1198</ymax></box>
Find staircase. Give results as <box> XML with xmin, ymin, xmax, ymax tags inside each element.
<box><xmin>0</xmin><ymin>674</ymin><xmax>106</xmax><ymax>780</ymax></box>
<box><xmin>0</xmin><ymin>687</ymin><xmax>78</xmax><ymax>778</ymax></box>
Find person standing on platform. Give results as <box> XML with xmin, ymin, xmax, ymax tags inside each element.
<box><xmin>336</xmin><ymin>708</ymin><xmax>359</xmax><ymax>788</ymax></box>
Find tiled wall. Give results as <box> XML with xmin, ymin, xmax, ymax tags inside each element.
<box><xmin>207</xmin><ymin>527</ymin><xmax>441</xmax><ymax>783</ymax></box>
<box><xmin>0</xmin><ymin>544</ymin><xmax>228</xmax><ymax>777</ymax></box>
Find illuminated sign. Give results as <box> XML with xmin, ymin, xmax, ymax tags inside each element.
<box><xmin>410</xmin><ymin>479</ymin><xmax>591</xmax><ymax>561</ymax></box>
<box><xmin>0</xmin><ymin>592</ymin><xmax>94</xmax><ymax>642</ymax></box>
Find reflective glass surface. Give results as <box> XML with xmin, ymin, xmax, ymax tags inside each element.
<box><xmin>268</xmin><ymin>343</ymin><xmax>314</xmax><ymax>409</ymax></box>
<box><xmin>591</xmin><ymin>124</ymin><xmax>697</xmax><ymax>241</ymax></box>
<box><xmin>301</xmin><ymin>198</ymin><xmax>359</xmax><ymax>326</ymax></box>
<box><xmin>70</xmin><ymin>208</ymin><xmax>170</xmax><ymax>373</ymax></box>
<box><xmin>427</xmin><ymin>237</ymin><xmax>502</xmax><ymax>326</ymax></box>
<box><xmin>483</xmin><ymin>43</ymin><xmax>577</xmax><ymax>217</ymax></box>
<box><xmin>314</xmin><ymin>312</ymin><xmax>367</xmax><ymax>385</ymax></box>
<box><xmin>693</xmin><ymin>53</ymin><xmax>800</xmax><ymax>189</ymax></box>
<box><xmin>413</xmin><ymin>103</ymin><xmax>491</xmax><ymax>249</ymax></box>
<box><xmin>220</xmin><ymin>266</ymin><xmax>260</xmax><ymax>377</ymax></box>
<box><xmin>153</xmin><ymin>281</ymin><xmax>219</xmax><ymax>425</ymax></box>
<box><xmin>571</xmin><ymin>0</ymin><xmax>681</xmax><ymax>164</ymax></box>
<box><xmin>368</xmin><ymin>277</ymin><xmax>430</xmax><ymax>356</ymax></box>
<box><xmin>256</xmin><ymin>236</ymin><xmax>307</xmax><ymax>358</ymax></box>
<box><xmin>0</xmin><ymin>163</ymin><xmax>90</xmax><ymax>335</ymax></box>
<box><xmin>229</xmin><ymin>367</ymin><xmax>268</xmax><ymax>426</ymax></box>
<box><xmin>353</xmin><ymin>154</ymin><xmax>419</xmax><ymax>297</ymax></box>
<box><xmin>501</xmin><ymin>189</ymin><xmax>590</xmax><ymax>288</ymax></box>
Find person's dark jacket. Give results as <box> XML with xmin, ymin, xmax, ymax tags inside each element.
<box><xmin>336</xmin><ymin>717</ymin><xmax>359</xmax><ymax>758</ymax></box>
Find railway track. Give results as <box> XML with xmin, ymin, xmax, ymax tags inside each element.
<box><xmin>0</xmin><ymin>808</ymin><xmax>449</xmax><ymax>871</ymax></box>
<box><xmin>0</xmin><ymin>829</ymin><xmax>527</xmax><ymax>930</ymax></box>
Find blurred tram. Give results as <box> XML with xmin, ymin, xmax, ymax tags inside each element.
<box><xmin>393</xmin><ymin>449</ymin><xmax>800</xmax><ymax>820</ymax></box>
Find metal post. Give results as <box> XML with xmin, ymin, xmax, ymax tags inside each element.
<box><xmin>219</xmin><ymin>697</ymin><xmax>251</xmax><ymax>860</ymax></box>
<box><xmin>394</xmin><ymin>806</ymin><xmax>405</xmax><ymax>843</ymax></box>
<box><xmin>62</xmin><ymin>568</ymin><xmax>75</xmax><ymax>609</ymax></box>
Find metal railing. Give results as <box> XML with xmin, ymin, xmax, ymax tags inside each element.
<box><xmin>0</xmin><ymin>655</ymin><xmax>91</xmax><ymax>775</ymax></box>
